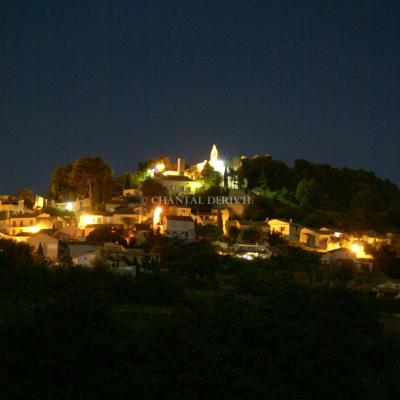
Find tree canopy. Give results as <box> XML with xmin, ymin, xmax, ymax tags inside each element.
<box><xmin>49</xmin><ymin>157</ymin><xmax>113</xmax><ymax>203</ymax></box>
<box><xmin>235</xmin><ymin>156</ymin><xmax>400</xmax><ymax>231</ymax></box>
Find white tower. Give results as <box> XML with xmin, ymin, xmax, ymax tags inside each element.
<box><xmin>210</xmin><ymin>144</ymin><xmax>219</xmax><ymax>164</ymax></box>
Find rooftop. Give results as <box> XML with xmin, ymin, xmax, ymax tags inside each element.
<box><xmin>9</xmin><ymin>213</ymin><xmax>38</xmax><ymax>219</ymax></box>
<box><xmin>156</xmin><ymin>175</ymin><xmax>194</xmax><ymax>182</ymax></box>
<box><xmin>166</xmin><ymin>215</ymin><xmax>194</xmax><ymax>222</ymax></box>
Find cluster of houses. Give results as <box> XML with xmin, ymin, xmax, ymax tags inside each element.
<box><xmin>0</xmin><ymin>188</ymin><xmax>393</xmax><ymax>272</ymax></box>
<box><xmin>0</xmin><ymin>145</ymin><xmax>395</xmax><ymax>271</ymax></box>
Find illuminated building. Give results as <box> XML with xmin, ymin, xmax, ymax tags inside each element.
<box><xmin>161</xmin><ymin>215</ymin><xmax>196</xmax><ymax>240</ymax></box>
<box><xmin>155</xmin><ymin>175</ymin><xmax>202</xmax><ymax>195</ymax></box>
<box><xmin>27</xmin><ymin>233</ymin><xmax>59</xmax><ymax>262</ymax></box>
<box><xmin>193</xmin><ymin>144</ymin><xmax>225</xmax><ymax>175</ymax></box>
<box><xmin>350</xmin><ymin>242</ymin><xmax>372</xmax><ymax>259</ymax></box>
<box><xmin>153</xmin><ymin>206</ymin><xmax>163</xmax><ymax>226</ymax></box>
<box><xmin>267</xmin><ymin>218</ymin><xmax>301</xmax><ymax>242</ymax></box>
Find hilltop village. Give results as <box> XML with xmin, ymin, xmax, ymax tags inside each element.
<box><xmin>2</xmin><ymin>145</ymin><xmax>400</xmax><ymax>399</ymax></box>
<box><xmin>1</xmin><ymin>144</ymin><xmax>399</xmax><ymax>278</ymax></box>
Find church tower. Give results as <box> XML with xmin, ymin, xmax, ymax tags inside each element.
<box><xmin>210</xmin><ymin>144</ymin><xmax>219</xmax><ymax>164</ymax></box>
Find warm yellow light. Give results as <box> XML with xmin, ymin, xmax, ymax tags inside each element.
<box><xmin>30</xmin><ymin>226</ymin><xmax>40</xmax><ymax>233</ymax></box>
<box><xmin>350</xmin><ymin>242</ymin><xmax>372</xmax><ymax>259</ymax></box>
<box><xmin>351</xmin><ymin>243</ymin><xmax>362</xmax><ymax>256</ymax></box>
<box><xmin>80</xmin><ymin>215</ymin><xmax>96</xmax><ymax>228</ymax></box>
<box><xmin>210</xmin><ymin>159</ymin><xmax>225</xmax><ymax>174</ymax></box>
<box><xmin>65</xmin><ymin>202</ymin><xmax>73</xmax><ymax>211</ymax></box>
<box><xmin>155</xmin><ymin>163</ymin><xmax>166</xmax><ymax>172</ymax></box>
<box><xmin>162</xmin><ymin>170</ymin><xmax>179</xmax><ymax>176</ymax></box>
<box><xmin>153</xmin><ymin>207</ymin><xmax>162</xmax><ymax>226</ymax></box>
<box><xmin>196</xmin><ymin>161</ymin><xmax>206</xmax><ymax>172</ymax></box>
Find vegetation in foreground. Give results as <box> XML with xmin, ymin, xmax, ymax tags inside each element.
<box><xmin>1</xmin><ymin>240</ymin><xmax>400</xmax><ymax>399</ymax></box>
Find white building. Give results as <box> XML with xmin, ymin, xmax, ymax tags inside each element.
<box><xmin>28</xmin><ymin>233</ymin><xmax>59</xmax><ymax>262</ymax></box>
<box><xmin>0</xmin><ymin>199</ymin><xmax>25</xmax><ymax>215</ymax></box>
<box><xmin>155</xmin><ymin>175</ymin><xmax>202</xmax><ymax>195</ymax></box>
<box><xmin>267</xmin><ymin>218</ymin><xmax>300</xmax><ymax>242</ymax></box>
<box><xmin>161</xmin><ymin>215</ymin><xmax>196</xmax><ymax>240</ymax></box>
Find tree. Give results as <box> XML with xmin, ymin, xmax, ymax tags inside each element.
<box><xmin>383</xmin><ymin>199</ymin><xmax>400</xmax><ymax>230</ymax></box>
<box><xmin>34</xmin><ymin>243</ymin><xmax>49</xmax><ymax>265</ymax></box>
<box><xmin>371</xmin><ymin>245</ymin><xmax>400</xmax><ymax>278</ymax></box>
<box><xmin>200</xmin><ymin>162</ymin><xmax>221</xmax><ymax>190</ymax></box>
<box><xmin>238</xmin><ymin>155</ymin><xmax>293</xmax><ymax>191</ymax></box>
<box><xmin>243</xmin><ymin>196</ymin><xmax>274</xmax><ymax>221</ymax></box>
<box><xmin>266</xmin><ymin>231</ymin><xmax>286</xmax><ymax>247</ymax></box>
<box><xmin>12</xmin><ymin>188</ymin><xmax>35</xmax><ymax>208</ymax></box>
<box><xmin>332</xmin><ymin>259</ymin><xmax>356</xmax><ymax>286</ymax></box>
<box><xmin>227</xmin><ymin>226</ymin><xmax>241</xmax><ymax>242</ymax></box>
<box><xmin>123</xmin><ymin>173</ymin><xmax>132</xmax><ymax>189</ymax></box>
<box><xmin>0</xmin><ymin>238</ymin><xmax>34</xmax><ymax>267</ymax></box>
<box><xmin>140</xmin><ymin>178</ymin><xmax>168</xmax><ymax>198</ymax></box>
<box><xmin>70</xmin><ymin>157</ymin><xmax>113</xmax><ymax>203</ymax></box>
<box><xmin>184</xmin><ymin>250</ymin><xmax>220</xmax><ymax>279</ymax></box>
<box><xmin>137</xmin><ymin>157</ymin><xmax>172</xmax><ymax>172</ymax></box>
<box><xmin>49</xmin><ymin>164</ymin><xmax>77</xmax><ymax>201</ymax></box>
<box><xmin>347</xmin><ymin>187</ymin><xmax>386</xmax><ymax>229</ymax></box>
<box><xmin>241</xmin><ymin>227</ymin><xmax>263</xmax><ymax>243</ymax></box>
<box><xmin>295</xmin><ymin>177</ymin><xmax>320</xmax><ymax>209</ymax></box>
<box><xmin>87</xmin><ymin>225</ymin><xmax>126</xmax><ymax>244</ymax></box>
<box><xmin>196</xmin><ymin>224</ymin><xmax>222</xmax><ymax>242</ymax></box>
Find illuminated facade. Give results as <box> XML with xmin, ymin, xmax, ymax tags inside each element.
<box><xmin>3</xmin><ymin>213</ymin><xmax>38</xmax><ymax>236</ymax></box>
<box><xmin>155</xmin><ymin>175</ymin><xmax>202</xmax><ymax>195</ymax></box>
<box><xmin>193</xmin><ymin>144</ymin><xmax>225</xmax><ymax>175</ymax></box>
<box><xmin>161</xmin><ymin>215</ymin><xmax>196</xmax><ymax>240</ymax></box>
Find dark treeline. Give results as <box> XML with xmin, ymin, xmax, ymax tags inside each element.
<box><xmin>240</xmin><ymin>156</ymin><xmax>400</xmax><ymax>232</ymax></box>
<box><xmin>1</xmin><ymin>239</ymin><xmax>400</xmax><ymax>399</ymax></box>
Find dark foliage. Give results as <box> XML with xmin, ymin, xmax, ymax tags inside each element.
<box><xmin>1</xmin><ymin>240</ymin><xmax>400</xmax><ymax>399</ymax></box>
<box><xmin>86</xmin><ymin>225</ymin><xmax>127</xmax><ymax>244</ymax></box>
<box><xmin>237</xmin><ymin>156</ymin><xmax>400</xmax><ymax>231</ymax></box>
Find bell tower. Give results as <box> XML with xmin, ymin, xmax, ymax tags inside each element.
<box><xmin>210</xmin><ymin>144</ymin><xmax>219</xmax><ymax>164</ymax></box>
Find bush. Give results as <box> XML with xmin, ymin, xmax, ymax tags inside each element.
<box><xmin>240</xmin><ymin>227</ymin><xmax>263</xmax><ymax>243</ymax></box>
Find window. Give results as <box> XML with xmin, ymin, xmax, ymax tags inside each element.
<box><xmin>20</xmin><ymin>221</ymin><xmax>23</xmax><ymax>227</ymax></box>
<box><xmin>12</xmin><ymin>221</ymin><xmax>16</xmax><ymax>227</ymax></box>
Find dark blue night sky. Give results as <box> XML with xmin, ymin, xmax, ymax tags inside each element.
<box><xmin>1</xmin><ymin>0</ymin><xmax>399</xmax><ymax>194</ymax></box>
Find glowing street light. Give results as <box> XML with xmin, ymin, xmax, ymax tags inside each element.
<box><xmin>155</xmin><ymin>163</ymin><xmax>166</xmax><ymax>172</ymax></box>
<box><xmin>350</xmin><ymin>242</ymin><xmax>372</xmax><ymax>259</ymax></box>
<box><xmin>153</xmin><ymin>206</ymin><xmax>163</xmax><ymax>225</ymax></box>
